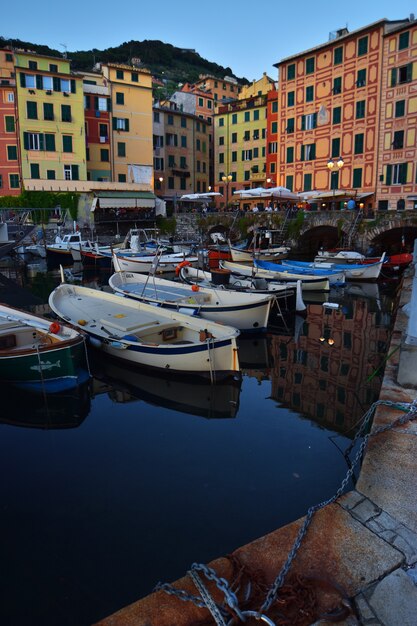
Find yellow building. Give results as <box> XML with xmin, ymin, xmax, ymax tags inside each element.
<box><xmin>214</xmin><ymin>75</ymin><xmax>272</xmax><ymax>208</ymax></box>
<box><xmin>15</xmin><ymin>50</ymin><xmax>86</xmax><ymax>183</ymax></box>
<box><xmin>101</xmin><ymin>63</ymin><xmax>153</xmax><ymax>185</ymax></box>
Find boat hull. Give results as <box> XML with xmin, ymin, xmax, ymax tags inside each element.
<box><xmin>221</xmin><ymin>261</ymin><xmax>330</xmax><ymax>292</ymax></box>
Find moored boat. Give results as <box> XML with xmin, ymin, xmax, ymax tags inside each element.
<box><xmin>48</xmin><ymin>282</ymin><xmax>240</xmax><ymax>380</ymax></box>
<box><xmin>220</xmin><ymin>260</ymin><xmax>330</xmax><ymax>292</ymax></box>
<box><xmin>0</xmin><ymin>303</ymin><xmax>90</xmax><ymax>393</ymax></box>
<box><xmin>110</xmin><ymin>250</ymin><xmax>199</xmax><ymax>274</ymax></box>
<box><xmin>306</xmin><ymin>253</ymin><xmax>386</xmax><ymax>280</ymax></box>
<box><xmin>109</xmin><ymin>260</ymin><xmax>274</xmax><ymax>333</ymax></box>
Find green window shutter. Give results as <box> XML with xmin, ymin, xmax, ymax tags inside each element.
<box><xmin>333</xmin><ymin>107</ymin><xmax>341</xmax><ymax>124</ymax></box>
<box><xmin>72</xmin><ymin>165</ymin><xmax>79</xmax><ymax>181</ymax></box>
<box><xmin>27</xmin><ymin>101</ymin><xmax>38</xmax><ymax>119</ymax></box>
<box><xmin>7</xmin><ymin>146</ymin><xmax>17</xmax><ymax>160</ymax></box>
<box><xmin>38</xmin><ymin>133</ymin><xmax>44</xmax><ymax>151</ymax></box>
<box><xmin>45</xmin><ymin>134</ymin><xmax>55</xmax><ymax>151</ymax></box>
<box><xmin>36</xmin><ymin>74</ymin><xmax>43</xmax><ymax>90</ymax></box>
<box><xmin>400</xmin><ymin>163</ymin><xmax>408</xmax><ymax>184</ymax></box>
<box><xmin>43</xmin><ymin>102</ymin><xmax>54</xmax><ymax>120</ymax></box>
<box><xmin>390</xmin><ymin>68</ymin><xmax>397</xmax><ymax>87</ymax></box>
<box><xmin>399</xmin><ymin>31</ymin><xmax>409</xmax><ymax>50</ymax></box>
<box><xmin>30</xmin><ymin>163</ymin><xmax>40</xmax><ymax>179</ymax></box>
<box><xmin>386</xmin><ymin>164</ymin><xmax>392</xmax><ymax>185</ymax></box>
<box><xmin>241</xmin><ymin>150</ymin><xmax>245</xmax><ymax>160</ymax></box>
<box><xmin>47</xmin><ymin>170</ymin><xmax>56</xmax><ymax>180</ymax></box>
<box><xmin>20</xmin><ymin>73</ymin><xmax>26</xmax><ymax>87</ymax></box>
<box><xmin>71</xmin><ymin>79</ymin><xmax>76</xmax><ymax>93</ymax></box>
<box><xmin>53</xmin><ymin>76</ymin><xmax>61</xmax><ymax>92</ymax></box>
<box><xmin>125</xmin><ymin>119</ymin><xmax>129</xmax><ymax>132</ymax></box>
<box><xmin>62</xmin><ymin>135</ymin><xmax>73</xmax><ymax>152</ymax></box>
<box><xmin>94</xmin><ymin>96</ymin><xmax>99</xmax><ymax>110</ymax></box>
<box><xmin>332</xmin><ymin>137</ymin><xmax>340</xmax><ymax>158</ymax></box>
<box><xmin>287</xmin><ymin>91</ymin><xmax>294</xmax><ymax>106</ymax></box>
<box><xmin>23</xmin><ymin>132</ymin><xmax>29</xmax><ymax>150</ymax></box>
<box><xmin>107</xmin><ymin>99</ymin><xmax>112</xmax><ymax>112</ymax></box>
<box><xmin>304</xmin><ymin>173</ymin><xmax>312</xmax><ymax>191</ymax></box>
<box><xmin>287</xmin><ymin>63</ymin><xmax>295</xmax><ymax>80</ymax></box>
<box><xmin>395</xmin><ymin>100</ymin><xmax>405</xmax><ymax>117</ymax></box>
<box><xmin>117</xmin><ymin>142</ymin><xmax>126</xmax><ymax>157</ymax></box>
<box><xmin>286</xmin><ymin>146</ymin><xmax>293</xmax><ymax>163</ymax></box>
<box><xmin>113</xmin><ymin>117</ymin><xmax>118</xmax><ymax>130</ymax></box>
<box><xmin>311</xmin><ymin>144</ymin><xmax>316</xmax><ymax>160</ymax></box>
<box><xmin>301</xmin><ymin>116</ymin><xmax>305</xmax><ymax>131</ymax></box>
<box><xmin>354</xmin><ymin>134</ymin><xmax>364</xmax><ymax>154</ymax></box>
<box><xmin>353</xmin><ymin>168</ymin><xmax>362</xmax><ymax>188</ymax></box>
<box><xmin>5</xmin><ymin>116</ymin><xmax>15</xmax><ymax>132</ymax></box>
<box><xmin>313</xmin><ymin>113</ymin><xmax>317</xmax><ymax>128</ymax></box>
<box><xmin>85</xmin><ymin>95</ymin><xmax>90</xmax><ymax>109</ymax></box>
<box><xmin>406</xmin><ymin>63</ymin><xmax>412</xmax><ymax>82</ymax></box>
<box><xmin>300</xmin><ymin>145</ymin><xmax>305</xmax><ymax>161</ymax></box>
<box><xmin>286</xmin><ymin>175</ymin><xmax>293</xmax><ymax>191</ymax></box>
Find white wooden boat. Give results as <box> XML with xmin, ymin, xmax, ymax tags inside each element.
<box><xmin>109</xmin><ymin>264</ymin><xmax>274</xmax><ymax>333</ymax></box>
<box><xmin>111</xmin><ymin>250</ymin><xmax>199</xmax><ymax>274</ymax></box>
<box><xmin>306</xmin><ymin>253</ymin><xmax>386</xmax><ymax>280</ymax></box>
<box><xmin>178</xmin><ymin>265</ymin><xmax>306</xmax><ymax>313</ymax></box>
<box><xmin>277</xmin><ymin>260</ymin><xmax>346</xmax><ymax>285</ymax></box>
<box><xmin>49</xmin><ymin>282</ymin><xmax>240</xmax><ymax>380</ymax></box>
<box><xmin>229</xmin><ymin>243</ymin><xmax>290</xmax><ymax>263</ymax></box>
<box><xmin>220</xmin><ymin>260</ymin><xmax>330</xmax><ymax>292</ymax></box>
<box><xmin>0</xmin><ymin>303</ymin><xmax>89</xmax><ymax>393</ymax></box>
<box><xmin>46</xmin><ymin>232</ymin><xmax>90</xmax><ymax>263</ymax></box>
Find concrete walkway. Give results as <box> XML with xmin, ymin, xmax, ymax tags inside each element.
<box><xmin>97</xmin><ymin>272</ymin><xmax>417</xmax><ymax>626</ymax></box>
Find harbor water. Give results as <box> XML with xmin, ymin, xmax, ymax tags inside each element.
<box><xmin>0</xmin><ymin>259</ymin><xmax>401</xmax><ymax>626</ymax></box>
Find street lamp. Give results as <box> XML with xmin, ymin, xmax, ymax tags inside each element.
<box><xmin>221</xmin><ymin>174</ymin><xmax>232</xmax><ymax>211</ymax></box>
<box><xmin>327</xmin><ymin>156</ymin><xmax>344</xmax><ymax>210</ymax></box>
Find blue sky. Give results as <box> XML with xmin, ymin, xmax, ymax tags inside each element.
<box><xmin>2</xmin><ymin>1</ymin><xmax>415</xmax><ymax>80</ymax></box>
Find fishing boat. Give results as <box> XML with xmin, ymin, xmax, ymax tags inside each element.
<box><xmin>0</xmin><ymin>303</ymin><xmax>90</xmax><ymax>393</ymax></box>
<box><xmin>303</xmin><ymin>253</ymin><xmax>386</xmax><ymax>281</ymax></box>
<box><xmin>228</xmin><ymin>240</ymin><xmax>290</xmax><ymax>263</ymax></box>
<box><xmin>48</xmin><ymin>281</ymin><xmax>240</xmax><ymax>380</ymax></box>
<box><xmin>220</xmin><ymin>260</ymin><xmax>330</xmax><ymax>292</ymax></box>
<box><xmin>178</xmin><ymin>264</ymin><xmax>306</xmax><ymax>314</ymax></box>
<box><xmin>255</xmin><ymin>259</ymin><xmax>346</xmax><ymax>286</ymax></box>
<box><xmin>109</xmin><ymin>261</ymin><xmax>274</xmax><ymax>333</ymax></box>
<box><xmin>314</xmin><ymin>249</ymin><xmax>409</xmax><ymax>274</ymax></box>
<box><xmin>111</xmin><ymin>249</ymin><xmax>199</xmax><ymax>274</ymax></box>
<box><xmin>46</xmin><ymin>231</ymin><xmax>90</xmax><ymax>263</ymax></box>
<box><xmin>0</xmin><ymin>221</ymin><xmax>35</xmax><ymax>259</ymax></box>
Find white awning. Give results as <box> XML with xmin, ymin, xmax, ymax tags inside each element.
<box><xmin>91</xmin><ymin>197</ymin><xmax>155</xmax><ymax>211</ymax></box>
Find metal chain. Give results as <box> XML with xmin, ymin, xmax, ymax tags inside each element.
<box><xmin>188</xmin><ymin>569</ymin><xmax>228</xmax><ymax>626</ymax></box>
<box><xmin>155</xmin><ymin>399</ymin><xmax>417</xmax><ymax>621</ymax></box>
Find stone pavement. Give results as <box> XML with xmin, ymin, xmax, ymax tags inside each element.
<box><xmin>97</xmin><ymin>271</ymin><xmax>417</xmax><ymax>626</ymax></box>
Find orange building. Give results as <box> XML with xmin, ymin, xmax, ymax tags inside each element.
<box><xmin>377</xmin><ymin>19</ymin><xmax>417</xmax><ymax>210</ymax></box>
<box><xmin>275</xmin><ymin>19</ymin><xmax>412</xmax><ymax>210</ymax></box>
<box><xmin>192</xmin><ymin>74</ymin><xmax>240</xmax><ymax>104</ymax></box>
<box><xmin>266</xmin><ymin>88</ymin><xmax>279</xmax><ymax>187</ymax></box>
<box><xmin>0</xmin><ymin>49</ymin><xmax>20</xmax><ymax>195</ymax></box>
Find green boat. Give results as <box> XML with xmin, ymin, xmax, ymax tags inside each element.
<box><xmin>0</xmin><ymin>303</ymin><xmax>90</xmax><ymax>393</ymax></box>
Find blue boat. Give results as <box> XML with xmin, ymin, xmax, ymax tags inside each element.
<box><xmin>254</xmin><ymin>259</ymin><xmax>346</xmax><ymax>286</ymax></box>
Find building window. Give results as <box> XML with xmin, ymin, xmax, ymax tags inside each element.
<box><xmin>270</xmin><ymin>162</ymin><xmax>276</xmax><ymax>174</ymax></box>
<box><xmin>219</xmin><ymin>118</ymin><xmax>224</xmax><ymax>127</ymax></box>
<box><xmin>302</xmin><ymin>113</ymin><xmax>317</xmax><ymax>130</ymax></box>
<box><xmin>287</xmin><ymin>91</ymin><xmax>295</xmax><ymax>107</ymax></box>
<box><xmin>131</xmin><ymin>72</ymin><xmax>138</xmax><ymax>82</ymax></box>
<box><xmin>244</xmin><ymin>111</ymin><xmax>250</xmax><ymax>122</ymax></box>
<box><xmin>303</xmin><ymin>173</ymin><xmax>312</xmax><ymax>192</ymax></box>
<box><xmin>243</xmin><ymin>130</ymin><xmax>250</xmax><ymax>141</ymax></box>
<box><xmin>154</xmin><ymin>157</ymin><xmax>164</xmax><ymax>170</ymax></box>
<box><xmin>154</xmin><ymin>111</ymin><xmax>160</xmax><ymax>123</ymax></box>
<box><xmin>26</xmin><ymin>101</ymin><xmax>38</xmax><ymax>119</ymax></box>
<box><xmin>286</xmin><ymin>118</ymin><xmax>294</xmax><ymax>133</ymax></box>
<box><xmin>49</xmin><ymin>63</ymin><xmax>58</xmax><ymax>73</ymax></box>
<box><xmin>352</xmin><ymin>168</ymin><xmax>362</xmax><ymax>188</ymax></box>
<box><xmin>242</xmin><ymin>149</ymin><xmax>252</xmax><ymax>161</ymax></box>
<box><xmin>118</xmin><ymin>174</ymin><xmax>126</xmax><ymax>182</ymax></box>
<box><xmin>231</xmin><ymin>151</ymin><xmax>237</xmax><ymax>162</ymax></box>
<box><xmin>9</xmin><ymin>174</ymin><xmax>20</xmax><ymax>188</ymax></box>
<box><xmin>97</xmin><ymin>97</ymin><xmax>108</xmax><ymax>111</ymax></box>
<box><xmin>5</xmin><ymin>53</ymin><xmax>13</xmax><ymax>62</ymax></box>
<box><xmin>392</xmin><ymin>130</ymin><xmax>404</xmax><ymax>150</ymax></box>
<box><xmin>47</xmin><ymin>170</ymin><xmax>56</xmax><ymax>180</ymax></box>
<box><xmin>301</xmin><ymin>143</ymin><xmax>316</xmax><ymax>160</ymax></box>
<box><xmin>116</xmin><ymin>70</ymin><xmax>124</xmax><ymax>80</ymax></box>
<box><xmin>64</xmin><ymin>164</ymin><xmax>79</xmax><ymax>180</ymax></box>
<box><xmin>305</xmin><ymin>57</ymin><xmax>315</xmax><ymax>74</ymax></box>
<box><xmin>271</xmin><ymin>121</ymin><xmax>278</xmax><ymax>133</ymax></box>
<box><xmin>62</xmin><ymin>135</ymin><xmax>73</xmax><ymax>153</ymax></box>
<box><xmin>272</xmin><ymin>101</ymin><xmax>278</xmax><ymax>113</ymax></box>
<box><xmin>395</xmin><ymin>100</ymin><xmax>405</xmax><ymax>118</ymax></box>
<box><xmin>219</xmin><ymin>136</ymin><xmax>224</xmax><ymax>146</ymax></box>
<box><xmin>356</xmin><ymin>100</ymin><xmax>366</xmax><ymax>119</ymax></box>
<box><xmin>286</xmin><ymin>175</ymin><xmax>293</xmax><ymax>191</ymax></box>
<box><xmin>28</xmin><ymin>60</ymin><xmax>38</xmax><ymax>70</ymax></box>
<box><xmin>354</xmin><ymin>133</ymin><xmax>364</xmax><ymax>154</ymax></box>
<box><xmin>330</xmin><ymin>170</ymin><xmax>339</xmax><ymax>190</ymax></box>
<box><xmin>286</xmin><ymin>146</ymin><xmax>294</xmax><ymax>163</ymax></box>
<box><xmin>269</xmin><ymin>141</ymin><xmax>277</xmax><ymax>153</ymax></box>
<box><xmin>391</xmin><ymin>63</ymin><xmax>413</xmax><ymax>86</ymax></box>
<box><xmin>113</xmin><ymin>118</ymin><xmax>129</xmax><ymax>131</ymax></box>
<box><xmin>253</xmin><ymin>110</ymin><xmax>259</xmax><ymax>121</ymax></box>
<box><xmin>356</xmin><ymin>69</ymin><xmax>367</xmax><ymax>88</ymax></box>
<box><xmin>43</xmin><ymin>102</ymin><xmax>54</xmax><ymax>121</ymax></box>
<box><xmin>331</xmin><ymin>137</ymin><xmax>340</xmax><ymax>158</ymax></box>
<box><xmin>358</xmin><ymin>36</ymin><xmax>368</xmax><ymax>56</ymax></box>
<box><xmin>4</xmin><ymin>116</ymin><xmax>15</xmax><ymax>133</ymax></box>
<box><xmin>180</xmin><ymin>178</ymin><xmax>187</xmax><ymax>190</ymax></box>
<box><xmin>30</xmin><ymin>163</ymin><xmax>40</xmax><ymax>179</ymax></box>
<box><xmin>100</xmin><ymin>149</ymin><xmax>109</xmax><ymax>162</ymax></box>
<box><xmin>306</xmin><ymin>85</ymin><xmax>314</xmax><ymax>102</ymax></box>
<box><xmin>7</xmin><ymin>146</ymin><xmax>17</xmax><ymax>160</ymax></box>
<box><xmin>219</xmin><ymin>153</ymin><xmax>224</xmax><ymax>165</ymax></box>
<box><xmin>181</xmin><ymin>117</ymin><xmax>187</xmax><ymax>128</ymax></box>
<box><xmin>334</xmin><ymin>46</ymin><xmax>343</xmax><ymax>65</ymax></box>
<box><xmin>117</xmin><ymin>142</ymin><xmax>126</xmax><ymax>157</ymax></box>
<box><xmin>231</xmin><ymin>132</ymin><xmax>237</xmax><ymax>143</ymax></box>
<box><xmin>333</xmin><ymin>106</ymin><xmax>341</xmax><ymax>125</ymax></box>
<box><xmin>287</xmin><ymin>63</ymin><xmax>296</xmax><ymax>80</ymax></box>
<box><xmin>231</xmin><ymin>113</ymin><xmax>238</xmax><ymax>124</ymax></box>
<box><xmin>7</xmin><ymin>92</ymin><xmax>14</xmax><ymax>102</ymax></box>
<box><xmin>61</xmin><ymin>104</ymin><xmax>71</xmax><ymax>122</ymax></box>
<box><xmin>333</xmin><ymin>77</ymin><xmax>342</xmax><ymax>94</ymax></box>
<box><xmin>399</xmin><ymin>31</ymin><xmax>409</xmax><ymax>50</ymax></box>
<box><xmin>168</xmin><ymin>155</ymin><xmax>175</xmax><ymax>167</ymax></box>
<box><xmin>116</xmin><ymin>92</ymin><xmax>124</xmax><ymax>105</ymax></box>
<box><xmin>181</xmin><ymin>135</ymin><xmax>187</xmax><ymax>148</ymax></box>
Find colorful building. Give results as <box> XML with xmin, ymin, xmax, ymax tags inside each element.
<box><xmin>81</xmin><ymin>71</ymin><xmax>111</xmax><ymax>182</ymax></box>
<box><xmin>274</xmin><ymin>18</ymin><xmax>412</xmax><ymax>210</ymax></box>
<box><xmin>266</xmin><ymin>88</ymin><xmax>279</xmax><ymax>188</ymax></box>
<box><xmin>0</xmin><ymin>49</ymin><xmax>20</xmax><ymax>195</ymax></box>
<box><xmin>191</xmin><ymin>74</ymin><xmax>240</xmax><ymax>105</ymax></box>
<box><xmin>213</xmin><ymin>75</ymin><xmax>273</xmax><ymax>208</ymax></box>
<box><xmin>377</xmin><ymin>19</ymin><xmax>417</xmax><ymax>210</ymax></box>
<box><xmin>101</xmin><ymin>63</ymin><xmax>153</xmax><ymax>185</ymax></box>
<box><xmin>153</xmin><ymin>103</ymin><xmax>210</xmax><ymax>208</ymax></box>
<box><xmin>14</xmin><ymin>50</ymin><xmax>86</xmax><ymax>184</ymax></box>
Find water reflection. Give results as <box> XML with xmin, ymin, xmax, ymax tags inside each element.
<box><xmin>90</xmin><ymin>355</ymin><xmax>241</xmax><ymax>419</ymax></box>
<box><xmin>0</xmin><ymin>380</ymin><xmax>91</xmax><ymax>429</ymax></box>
